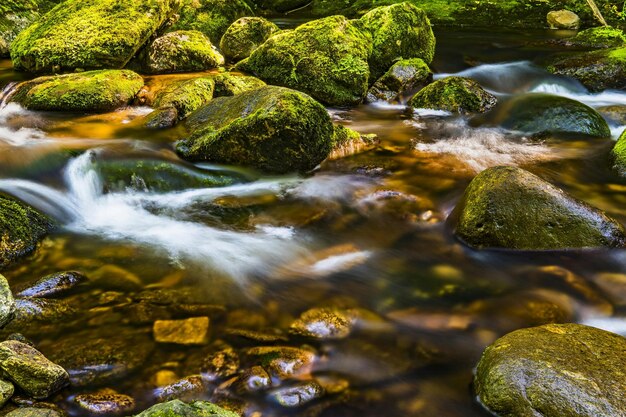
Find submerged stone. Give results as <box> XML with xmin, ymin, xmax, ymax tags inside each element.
<box><xmin>474</xmin><ymin>323</ymin><xmax>626</xmax><ymax>417</ymax></box>
<box><xmin>290</xmin><ymin>308</ymin><xmax>356</xmax><ymax>339</ymax></box>
<box><xmin>547</xmin><ymin>10</ymin><xmax>580</xmax><ymax>29</ymax></box>
<box><xmin>454</xmin><ymin>166</ymin><xmax>626</xmax><ymax>250</ymax></box>
<box><xmin>220</xmin><ymin>17</ymin><xmax>279</xmax><ymax>62</ymax></box>
<box><xmin>11</xmin><ymin>0</ymin><xmax>179</xmax><ymax>73</ymax></box>
<box><xmin>74</xmin><ymin>389</ymin><xmax>135</xmax><ymax>415</ymax></box>
<box><xmin>408</xmin><ymin>76</ymin><xmax>496</xmax><ymax>114</ymax></box>
<box><xmin>11</xmin><ymin>298</ymin><xmax>76</xmax><ymax>325</ymax></box>
<box><xmin>11</xmin><ymin>70</ymin><xmax>144</xmax><ymax>112</ymax></box>
<box><xmin>268</xmin><ymin>381</ymin><xmax>324</xmax><ymax>408</ymax></box>
<box><xmin>134</xmin><ymin>399</ymin><xmax>239</xmax><ymax>417</ymax></box>
<box><xmin>243</xmin><ymin>346</ymin><xmax>316</xmax><ymax>379</ymax></box>
<box><xmin>0</xmin><ymin>341</ymin><xmax>69</xmax><ymax>399</ymax></box>
<box><xmin>17</xmin><ymin>271</ymin><xmax>87</xmax><ymax>298</ymax></box>
<box><xmin>154</xmin><ymin>375</ymin><xmax>207</xmax><ymax>402</ymax></box>
<box><xmin>497</xmin><ymin>93</ymin><xmax>610</xmax><ymax>138</ymax></box>
<box><xmin>153</xmin><ymin>317</ymin><xmax>210</xmax><ymax>345</ymax></box>
<box><xmin>237</xmin><ymin>15</ymin><xmax>371</xmax><ymax>106</ymax></box>
<box><xmin>235</xmin><ymin>366</ymin><xmax>272</xmax><ymax>393</ymax></box>
<box><xmin>547</xmin><ymin>47</ymin><xmax>626</xmax><ymax>92</ymax></box>
<box><xmin>129</xmin><ymin>31</ymin><xmax>224</xmax><ymax>74</ymax></box>
<box><xmin>366</xmin><ymin>58</ymin><xmax>432</xmax><ymax>103</ymax></box>
<box><xmin>0</xmin><ymin>379</ymin><xmax>14</xmax><ymax>407</ymax></box>
<box><xmin>177</xmin><ymin>86</ymin><xmax>334</xmax><ymax>173</ymax></box>
<box><xmin>202</xmin><ymin>343</ymin><xmax>240</xmax><ymax>381</ymax></box>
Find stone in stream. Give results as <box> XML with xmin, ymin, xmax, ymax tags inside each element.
<box><xmin>547</xmin><ymin>10</ymin><xmax>580</xmax><ymax>29</ymax></box>
<box><xmin>154</xmin><ymin>375</ymin><xmax>208</xmax><ymax>402</ymax></box>
<box><xmin>17</xmin><ymin>271</ymin><xmax>87</xmax><ymax>298</ymax></box>
<box><xmin>5</xmin><ymin>408</ymin><xmax>64</xmax><ymax>417</ymax></box>
<box><xmin>0</xmin><ymin>274</ymin><xmax>15</xmax><ymax>328</ymax></box>
<box><xmin>0</xmin><ymin>341</ymin><xmax>69</xmax><ymax>399</ymax></box>
<box><xmin>9</xmin><ymin>298</ymin><xmax>76</xmax><ymax>326</ymax></box>
<box><xmin>563</xmin><ymin>26</ymin><xmax>626</xmax><ymax>49</ymax></box>
<box><xmin>235</xmin><ymin>366</ymin><xmax>272</xmax><ymax>393</ymax></box>
<box><xmin>329</xmin><ymin>125</ymin><xmax>379</xmax><ymax>160</ymax></box>
<box><xmin>254</xmin><ymin>0</ymin><xmax>310</xmax><ymax>13</ymax></box>
<box><xmin>10</xmin><ymin>0</ymin><xmax>179</xmax><ymax>73</ymax></box>
<box><xmin>220</xmin><ymin>17</ymin><xmax>280</xmax><ymax>63</ymax></box>
<box><xmin>151</xmin><ymin>78</ymin><xmax>215</xmax><ymax>121</ymax></box>
<box><xmin>128</xmin><ymin>31</ymin><xmax>224</xmax><ymax>75</ymax></box>
<box><xmin>453</xmin><ymin>166</ymin><xmax>626</xmax><ymax>250</ymax></box>
<box><xmin>74</xmin><ymin>389</ymin><xmax>135</xmax><ymax>415</ymax></box>
<box><xmin>243</xmin><ymin>346</ymin><xmax>316</xmax><ymax>380</ymax></box>
<box><xmin>408</xmin><ymin>76</ymin><xmax>496</xmax><ymax>114</ymax></box>
<box><xmin>10</xmin><ymin>70</ymin><xmax>144</xmax><ymax>112</ymax></box>
<box><xmin>177</xmin><ymin>86</ymin><xmax>335</xmax><ymax>173</ymax></box>
<box><xmin>474</xmin><ymin>323</ymin><xmax>626</xmax><ymax>417</ymax></box>
<box><xmin>268</xmin><ymin>381</ymin><xmax>325</xmax><ymax>408</ymax></box>
<box><xmin>611</xmin><ymin>128</ymin><xmax>626</xmax><ymax>176</ymax></box>
<box><xmin>167</xmin><ymin>0</ymin><xmax>254</xmax><ymax>44</ymax></box>
<box><xmin>0</xmin><ymin>379</ymin><xmax>14</xmax><ymax>407</ymax></box>
<box><xmin>145</xmin><ymin>107</ymin><xmax>180</xmax><ymax>129</ymax></box>
<box><xmin>133</xmin><ymin>400</ymin><xmax>239</xmax><ymax>417</ymax></box>
<box><xmin>153</xmin><ymin>317</ymin><xmax>210</xmax><ymax>345</ymax></box>
<box><xmin>212</xmin><ymin>73</ymin><xmax>266</xmax><ymax>97</ymax></box>
<box><xmin>496</xmin><ymin>93</ymin><xmax>611</xmax><ymax>138</ymax></box>
<box><xmin>89</xmin><ymin>265</ymin><xmax>143</xmax><ymax>292</ymax></box>
<box><xmin>366</xmin><ymin>58</ymin><xmax>432</xmax><ymax>103</ymax></box>
<box><xmin>0</xmin><ymin>196</ymin><xmax>52</xmax><ymax>270</ymax></box>
<box><xmin>289</xmin><ymin>308</ymin><xmax>357</xmax><ymax>339</ymax></box>
<box><xmin>201</xmin><ymin>343</ymin><xmax>240</xmax><ymax>381</ymax></box>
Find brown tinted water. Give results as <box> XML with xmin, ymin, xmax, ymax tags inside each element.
<box><xmin>0</xmin><ymin>28</ymin><xmax>625</xmax><ymax>417</ymax></box>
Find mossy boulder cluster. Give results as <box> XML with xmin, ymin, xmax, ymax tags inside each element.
<box><xmin>474</xmin><ymin>324</ymin><xmax>626</xmax><ymax>417</ymax></box>
<box><xmin>454</xmin><ymin>166</ymin><xmax>626</xmax><ymax>250</ymax></box>
<box><xmin>220</xmin><ymin>17</ymin><xmax>279</xmax><ymax>63</ymax></box>
<box><xmin>177</xmin><ymin>86</ymin><xmax>335</xmax><ymax>173</ymax></box>
<box><xmin>239</xmin><ymin>2</ymin><xmax>435</xmax><ymax>106</ymax></box>
<box><xmin>409</xmin><ymin>76</ymin><xmax>496</xmax><ymax>114</ymax></box>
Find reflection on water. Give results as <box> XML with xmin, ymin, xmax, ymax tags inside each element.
<box><xmin>0</xmin><ymin>29</ymin><xmax>625</xmax><ymax>417</ymax></box>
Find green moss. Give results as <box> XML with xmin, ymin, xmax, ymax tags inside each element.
<box><xmin>454</xmin><ymin>166</ymin><xmax>626</xmax><ymax>249</ymax></box>
<box><xmin>10</xmin><ymin>0</ymin><xmax>179</xmax><ymax>73</ymax></box>
<box><xmin>237</xmin><ymin>15</ymin><xmax>372</xmax><ymax>106</ymax></box>
<box><xmin>0</xmin><ymin>195</ymin><xmax>51</xmax><ymax>270</ymax></box>
<box><xmin>219</xmin><ymin>17</ymin><xmax>279</xmax><ymax>62</ymax></box>
<box><xmin>168</xmin><ymin>0</ymin><xmax>254</xmax><ymax>45</ymax></box>
<box><xmin>367</xmin><ymin>57</ymin><xmax>431</xmax><ymax>102</ymax></box>
<box><xmin>332</xmin><ymin>125</ymin><xmax>362</xmax><ymax>147</ymax></box>
<box><xmin>408</xmin><ymin>76</ymin><xmax>496</xmax><ymax>114</ymax></box>
<box><xmin>153</xmin><ymin>77</ymin><xmax>215</xmax><ymax>119</ymax></box>
<box><xmin>212</xmin><ymin>73</ymin><xmax>266</xmax><ymax>97</ymax></box>
<box><xmin>128</xmin><ymin>30</ymin><xmax>224</xmax><ymax>75</ymax></box>
<box><xmin>11</xmin><ymin>70</ymin><xmax>144</xmax><ymax>112</ymax></box>
<box><xmin>474</xmin><ymin>324</ymin><xmax>626</xmax><ymax>417</ymax></box>
<box><xmin>547</xmin><ymin>47</ymin><xmax>626</xmax><ymax>91</ymax></box>
<box><xmin>177</xmin><ymin>85</ymin><xmax>334</xmax><ymax>173</ymax></box>
<box><xmin>134</xmin><ymin>399</ymin><xmax>239</xmax><ymax>417</ymax></box>
<box><xmin>611</xmin><ymin>129</ymin><xmax>626</xmax><ymax>177</ymax></box>
<box><xmin>254</xmin><ymin>0</ymin><xmax>310</xmax><ymax>13</ymax></box>
<box><xmin>358</xmin><ymin>2</ymin><xmax>435</xmax><ymax>80</ymax></box>
<box><xmin>568</xmin><ymin>26</ymin><xmax>626</xmax><ymax>48</ymax></box>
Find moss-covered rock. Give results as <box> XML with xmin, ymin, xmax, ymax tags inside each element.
<box><xmin>220</xmin><ymin>17</ymin><xmax>279</xmax><ymax>62</ymax></box>
<box><xmin>0</xmin><ymin>341</ymin><xmax>69</xmax><ymax>399</ymax></box>
<box><xmin>408</xmin><ymin>76</ymin><xmax>496</xmax><ymax>114</ymax></box>
<box><xmin>454</xmin><ymin>166</ymin><xmax>626</xmax><ymax>250</ymax></box>
<box><xmin>497</xmin><ymin>93</ymin><xmax>610</xmax><ymax>138</ymax></box>
<box><xmin>547</xmin><ymin>47</ymin><xmax>626</xmax><ymax>92</ymax></box>
<box><xmin>212</xmin><ymin>73</ymin><xmax>266</xmax><ymax>97</ymax></box>
<box><xmin>0</xmin><ymin>1</ymin><xmax>60</xmax><ymax>58</ymax></box>
<box><xmin>547</xmin><ymin>9</ymin><xmax>580</xmax><ymax>29</ymax></box>
<box><xmin>566</xmin><ymin>26</ymin><xmax>626</xmax><ymax>49</ymax></box>
<box><xmin>329</xmin><ymin>125</ymin><xmax>378</xmax><ymax>159</ymax></box>
<box><xmin>0</xmin><ymin>195</ymin><xmax>51</xmax><ymax>269</ymax></box>
<box><xmin>10</xmin><ymin>0</ymin><xmax>179</xmax><ymax>73</ymax></box>
<box><xmin>254</xmin><ymin>0</ymin><xmax>310</xmax><ymax>13</ymax></box>
<box><xmin>0</xmin><ymin>274</ymin><xmax>15</xmax><ymax>329</ymax></box>
<box><xmin>5</xmin><ymin>408</ymin><xmax>63</xmax><ymax>417</ymax></box>
<box><xmin>358</xmin><ymin>2</ymin><xmax>435</xmax><ymax>80</ymax></box>
<box><xmin>366</xmin><ymin>57</ymin><xmax>431</xmax><ymax>103</ymax></box>
<box><xmin>236</xmin><ymin>15</ymin><xmax>371</xmax><ymax>106</ymax></box>
<box><xmin>153</xmin><ymin>78</ymin><xmax>215</xmax><ymax>119</ymax></box>
<box><xmin>177</xmin><ymin>86</ymin><xmax>334</xmax><ymax>173</ymax></box>
<box><xmin>474</xmin><ymin>323</ymin><xmax>626</xmax><ymax>417</ymax></box>
<box><xmin>0</xmin><ymin>379</ymin><xmax>13</xmax><ymax>408</ymax></box>
<box><xmin>17</xmin><ymin>271</ymin><xmax>87</xmax><ymax>298</ymax></box>
<box><xmin>611</xmin><ymin>128</ymin><xmax>626</xmax><ymax>177</ymax></box>
<box><xmin>129</xmin><ymin>30</ymin><xmax>224</xmax><ymax>74</ymax></box>
<box><xmin>11</xmin><ymin>70</ymin><xmax>144</xmax><ymax>112</ymax></box>
<box><xmin>74</xmin><ymin>389</ymin><xmax>135</xmax><ymax>416</ymax></box>
<box><xmin>168</xmin><ymin>0</ymin><xmax>254</xmax><ymax>45</ymax></box>
<box><xmin>134</xmin><ymin>399</ymin><xmax>239</xmax><ymax>417</ymax></box>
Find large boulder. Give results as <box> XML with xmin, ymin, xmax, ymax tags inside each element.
<box><xmin>220</xmin><ymin>17</ymin><xmax>279</xmax><ymax>62</ymax></box>
<box><xmin>453</xmin><ymin>166</ymin><xmax>626</xmax><ymax>250</ymax></box>
<box><xmin>408</xmin><ymin>76</ymin><xmax>496</xmax><ymax>114</ymax></box>
<box><xmin>134</xmin><ymin>400</ymin><xmax>239</xmax><ymax>417</ymax></box>
<box><xmin>177</xmin><ymin>86</ymin><xmax>334</xmax><ymax>173</ymax></box>
<box><xmin>474</xmin><ymin>324</ymin><xmax>626</xmax><ymax>417</ymax></box>
<box><xmin>496</xmin><ymin>93</ymin><xmax>610</xmax><ymax>138</ymax></box>
<box><xmin>237</xmin><ymin>15</ymin><xmax>371</xmax><ymax>106</ymax></box>
<box><xmin>128</xmin><ymin>30</ymin><xmax>224</xmax><ymax>74</ymax></box>
<box><xmin>167</xmin><ymin>0</ymin><xmax>254</xmax><ymax>45</ymax></box>
<box><xmin>366</xmin><ymin>58</ymin><xmax>432</xmax><ymax>103</ymax></box>
<box><xmin>547</xmin><ymin>47</ymin><xmax>626</xmax><ymax>92</ymax></box>
<box><xmin>358</xmin><ymin>2</ymin><xmax>435</xmax><ymax>80</ymax></box>
<box><xmin>10</xmin><ymin>0</ymin><xmax>179</xmax><ymax>73</ymax></box>
<box><xmin>10</xmin><ymin>70</ymin><xmax>144</xmax><ymax>112</ymax></box>
<box><xmin>0</xmin><ymin>195</ymin><xmax>52</xmax><ymax>269</ymax></box>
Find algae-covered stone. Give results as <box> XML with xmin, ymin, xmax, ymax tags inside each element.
<box><xmin>329</xmin><ymin>125</ymin><xmax>378</xmax><ymax>160</ymax></box>
<box><xmin>153</xmin><ymin>317</ymin><xmax>210</xmax><ymax>345</ymax></box>
<box><xmin>5</xmin><ymin>408</ymin><xmax>64</xmax><ymax>417</ymax></box>
<box><xmin>366</xmin><ymin>58</ymin><xmax>431</xmax><ymax>103</ymax></box>
<box><xmin>237</xmin><ymin>15</ymin><xmax>372</xmax><ymax>106</ymax></box>
<box><xmin>11</xmin><ymin>70</ymin><xmax>144</xmax><ymax>112</ymax></box>
<box><xmin>11</xmin><ymin>298</ymin><xmax>77</xmax><ymax>325</ymax></box>
<box><xmin>268</xmin><ymin>381</ymin><xmax>324</xmax><ymax>408</ymax></box>
<box><xmin>498</xmin><ymin>93</ymin><xmax>610</xmax><ymax>138</ymax></box>
<box><xmin>220</xmin><ymin>17</ymin><xmax>279</xmax><ymax>62</ymax></box>
<box><xmin>255</xmin><ymin>0</ymin><xmax>310</xmax><ymax>13</ymax></box>
<box><xmin>0</xmin><ymin>195</ymin><xmax>52</xmax><ymax>269</ymax></box>
<box><xmin>168</xmin><ymin>0</ymin><xmax>254</xmax><ymax>45</ymax></box>
<box><xmin>408</xmin><ymin>76</ymin><xmax>496</xmax><ymax>114</ymax></box>
<box><xmin>358</xmin><ymin>2</ymin><xmax>435</xmax><ymax>80</ymax></box>
<box><xmin>547</xmin><ymin>47</ymin><xmax>626</xmax><ymax>92</ymax></box>
<box><xmin>0</xmin><ymin>340</ymin><xmax>69</xmax><ymax>399</ymax></box>
<box><xmin>454</xmin><ymin>166</ymin><xmax>626</xmax><ymax>250</ymax></box>
<box><xmin>177</xmin><ymin>86</ymin><xmax>334</xmax><ymax>173</ymax></box>
<box><xmin>212</xmin><ymin>73</ymin><xmax>266</xmax><ymax>97</ymax></box>
<box><xmin>130</xmin><ymin>31</ymin><xmax>224</xmax><ymax>74</ymax></box>
<box><xmin>0</xmin><ymin>274</ymin><xmax>15</xmax><ymax>328</ymax></box>
<box><xmin>74</xmin><ymin>388</ymin><xmax>135</xmax><ymax>415</ymax></box>
<box><xmin>289</xmin><ymin>308</ymin><xmax>356</xmax><ymax>339</ymax></box>
<box><xmin>611</xmin><ymin>128</ymin><xmax>626</xmax><ymax>177</ymax></box>
<box><xmin>153</xmin><ymin>78</ymin><xmax>216</xmax><ymax>121</ymax></box>
<box><xmin>134</xmin><ymin>399</ymin><xmax>239</xmax><ymax>417</ymax></box>
<box><xmin>0</xmin><ymin>1</ymin><xmax>61</xmax><ymax>58</ymax></box>
<box><xmin>18</xmin><ymin>271</ymin><xmax>87</xmax><ymax>298</ymax></box>
<box><xmin>243</xmin><ymin>346</ymin><xmax>316</xmax><ymax>379</ymax></box>
<box><xmin>547</xmin><ymin>9</ymin><xmax>580</xmax><ymax>29</ymax></box>
<box><xmin>0</xmin><ymin>379</ymin><xmax>13</xmax><ymax>407</ymax></box>
<box><xmin>566</xmin><ymin>26</ymin><xmax>626</xmax><ymax>49</ymax></box>
<box><xmin>474</xmin><ymin>323</ymin><xmax>626</xmax><ymax>417</ymax></box>
<box><xmin>10</xmin><ymin>0</ymin><xmax>179</xmax><ymax>73</ymax></box>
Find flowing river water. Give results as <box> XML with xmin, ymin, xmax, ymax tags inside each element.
<box><xmin>0</xmin><ymin>26</ymin><xmax>626</xmax><ymax>416</ymax></box>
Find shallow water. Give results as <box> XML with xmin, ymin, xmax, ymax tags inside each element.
<box><xmin>1</xmin><ymin>28</ymin><xmax>626</xmax><ymax>416</ymax></box>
